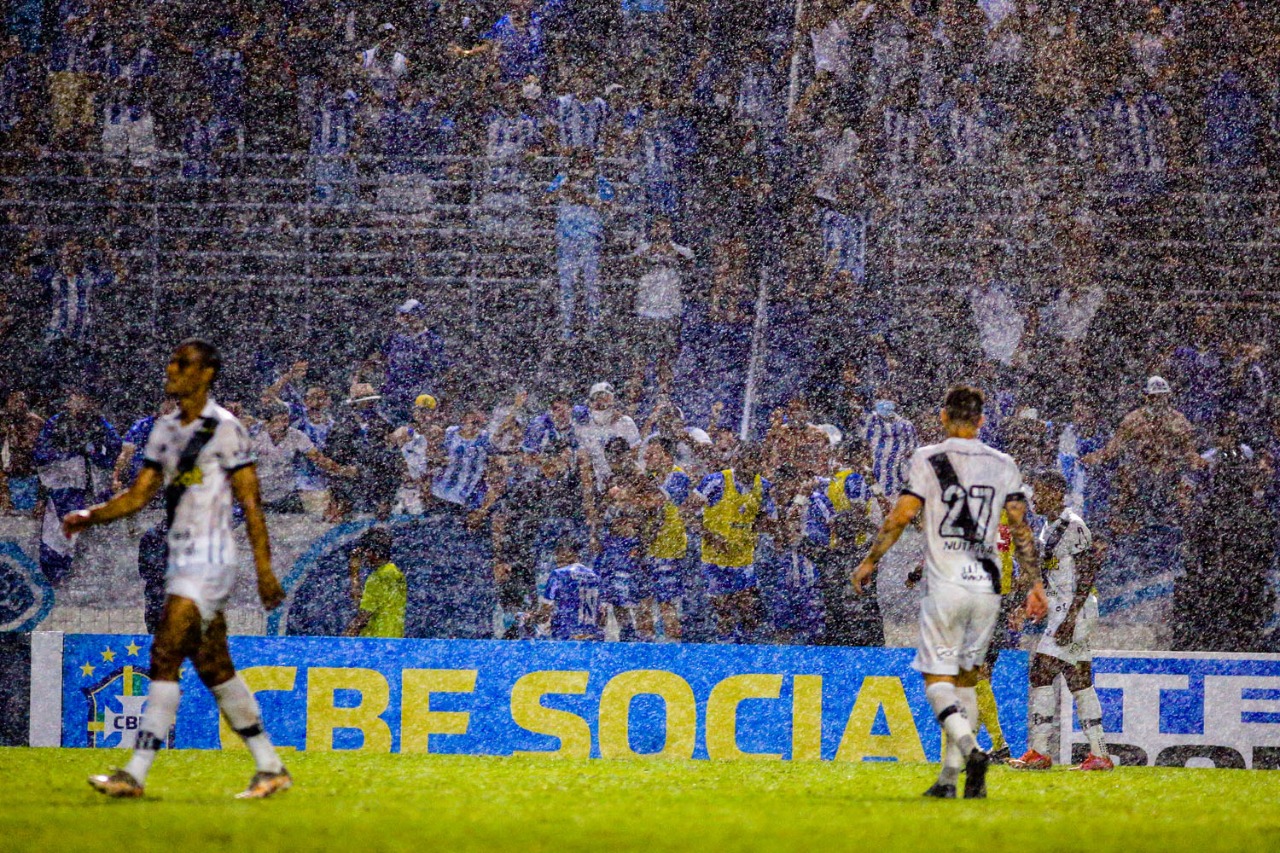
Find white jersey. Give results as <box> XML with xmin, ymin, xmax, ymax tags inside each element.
<box><xmin>143</xmin><ymin>398</ymin><xmax>254</xmax><ymax>568</ymax></box>
<box><xmin>903</xmin><ymin>436</ymin><xmax>1025</xmax><ymax>594</ymax></box>
<box><xmin>1040</xmin><ymin>508</ymin><xmax>1092</xmax><ymax>610</ymax></box>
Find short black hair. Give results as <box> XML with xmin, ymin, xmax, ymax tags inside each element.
<box><xmin>357</xmin><ymin>527</ymin><xmax>394</xmax><ymax>564</ymax></box>
<box><xmin>176</xmin><ymin>338</ymin><xmax>222</xmax><ymax>380</ymax></box>
<box><xmin>1032</xmin><ymin>469</ymin><xmax>1069</xmax><ymax>495</ymax></box>
<box><xmin>649</xmin><ymin>436</ymin><xmax>677</xmax><ymax>458</ymax></box>
<box><xmin>943</xmin><ymin>385</ymin><xmax>984</xmax><ymax>425</ymax></box>
<box><xmin>604</xmin><ymin>436</ymin><xmax>631</xmax><ymax>457</ymax></box>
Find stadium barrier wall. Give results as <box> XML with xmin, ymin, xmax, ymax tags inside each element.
<box><xmin>33</xmin><ymin>634</ymin><xmax>1028</xmax><ymax>762</ymax></box>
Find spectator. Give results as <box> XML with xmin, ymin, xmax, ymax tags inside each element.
<box><xmin>547</xmin><ymin>151</ymin><xmax>614</xmax><ymax>339</ymax></box>
<box><xmin>326</xmin><ymin>383</ymin><xmax>400</xmax><ymax>519</ymax></box>
<box><xmin>263</xmin><ymin>362</ymin><xmax>338</xmax><ymax>520</ymax></box>
<box><xmin>551</xmin><ymin>65</ymin><xmax>610</xmax><ymax>154</ymax></box>
<box><xmin>251</xmin><ymin>400</ymin><xmax>352</xmax><ymax>513</ymax></box>
<box><xmin>345</xmin><ymin>527</ymin><xmax>406</xmax><ymax>638</ymax></box>
<box><xmin>478</xmin><ymin>81</ymin><xmax>547</xmax><ymax>241</ymax></box>
<box><xmin>475</xmin><ymin>0</ymin><xmax>558</xmax><ymax>83</ymax></box>
<box><xmin>574</xmin><ymin>381</ymin><xmax>641</xmax><ymax>492</ymax></box>
<box><xmin>309</xmin><ymin>85</ymin><xmax>360</xmax><ymax>204</ymax></box>
<box><xmin>689</xmin><ymin>444</ymin><xmax>777</xmax><ymax>643</ymax></box>
<box><xmin>806</xmin><ymin>438</ymin><xmax>884</xmax><ymax>646</ymax></box>
<box><xmin>535</xmin><ymin>536</ymin><xmax>604</xmax><ymax>640</ymax></box>
<box><xmin>1084</xmin><ymin>376</ymin><xmax>1202</xmax><ymax>640</ymax></box>
<box><xmin>0</xmin><ymin>391</ymin><xmax>45</xmax><ymax>516</ymax></box>
<box><xmin>390</xmin><ymin>393</ymin><xmax>443</xmax><ymax>516</ymax></box>
<box><xmin>373</xmin><ymin>79</ymin><xmax>458</xmax><ymax>223</ymax></box>
<box><xmin>859</xmin><ymin>394</ymin><xmax>917</xmax><ymax>498</ymax></box>
<box><xmin>34</xmin><ymin>239</ymin><xmax>120</xmax><ymax>387</ymax></box>
<box><xmin>112</xmin><ymin>398</ymin><xmax>176</xmax><ymax>493</ymax></box>
<box><xmin>966</xmin><ymin>246</ymin><xmax>1026</xmax><ymax>393</ymax></box>
<box><xmin>101</xmin><ymin>30</ymin><xmax>158</xmax><ymax>168</ymax></box>
<box><xmin>34</xmin><ymin>389</ymin><xmax>120</xmax><ymax>585</ymax></box>
<box><xmin>47</xmin><ymin>5</ymin><xmax>108</xmax><ymax>148</ymax></box>
<box><xmin>1174</xmin><ymin>425</ymin><xmax>1274</xmax><ymax>652</ymax></box>
<box><xmin>381</xmin><ymin>298</ymin><xmax>448</xmax><ymax>423</ymax></box>
<box><xmin>430</xmin><ymin>401</ymin><xmax>496</xmax><ymax>518</ymax></box>
<box><xmin>630</xmin><ymin>217</ymin><xmax>693</xmax><ymax>376</ymax></box>
<box><xmin>357</xmin><ymin>23</ymin><xmax>409</xmax><ymax>110</ymax></box>
<box><xmin>1097</xmin><ymin>69</ymin><xmax>1178</xmax><ymax>205</ymax></box>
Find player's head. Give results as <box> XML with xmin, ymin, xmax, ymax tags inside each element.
<box><xmin>166</xmin><ymin>338</ymin><xmax>221</xmax><ymax>397</ymax></box>
<box><xmin>304</xmin><ymin>385</ymin><xmax>332</xmax><ymax>415</ymax></box>
<box><xmin>643</xmin><ymin>435</ymin><xmax>677</xmax><ymax>473</ymax></box>
<box><xmin>940</xmin><ymin>385</ymin><xmax>984</xmax><ymax>436</ymax></box>
<box><xmin>356</xmin><ymin>527</ymin><xmax>393</xmax><ymax>567</ymax></box>
<box><xmin>262</xmin><ymin>400</ymin><xmax>292</xmax><ymax>440</ymax></box>
<box><xmin>604</xmin><ymin>436</ymin><xmax>633</xmax><ymax>474</ymax></box>
<box><xmin>1032</xmin><ymin>470</ymin><xmax>1068</xmax><ymax>517</ymax></box>
<box><xmin>553</xmin><ymin>534</ymin><xmax>581</xmax><ymax>567</ymax></box>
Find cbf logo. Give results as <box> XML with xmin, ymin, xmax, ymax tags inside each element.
<box><xmin>79</xmin><ymin>640</ymin><xmax>169</xmax><ymax>748</ymax></box>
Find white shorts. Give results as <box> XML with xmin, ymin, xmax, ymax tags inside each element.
<box><xmin>911</xmin><ymin>582</ymin><xmax>1002</xmax><ymax>676</ymax></box>
<box><xmin>166</xmin><ymin>562</ymin><xmax>237</xmax><ymax>622</ymax></box>
<box><xmin>1037</xmin><ymin>594</ymin><xmax>1098</xmax><ymax>666</ymax></box>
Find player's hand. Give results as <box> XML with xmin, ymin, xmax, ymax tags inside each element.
<box><xmin>852</xmin><ymin>559</ymin><xmax>876</xmax><ymax>596</ymax></box>
<box><xmin>1024</xmin><ymin>581</ymin><xmax>1049</xmax><ymax>622</ymax></box>
<box><xmin>258</xmin><ymin>572</ymin><xmax>286</xmax><ymax>611</ymax></box>
<box><xmin>62</xmin><ymin>509</ymin><xmax>93</xmax><ymax>539</ymax></box>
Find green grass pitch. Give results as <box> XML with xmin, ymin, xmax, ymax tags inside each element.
<box><xmin>2</xmin><ymin>748</ymin><xmax>1278</xmax><ymax>852</ymax></box>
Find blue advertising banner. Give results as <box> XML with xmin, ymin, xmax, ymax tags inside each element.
<box><xmin>57</xmin><ymin>635</ymin><xmax>1029</xmax><ymax>761</ymax></box>
<box><xmin>1063</xmin><ymin>652</ymin><xmax>1280</xmax><ymax>769</ymax></box>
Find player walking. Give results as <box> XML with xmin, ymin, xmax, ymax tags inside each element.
<box><xmin>1011</xmin><ymin>471</ymin><xmax>1114</xmax><ymax>771</ymax></box>
<box><xmin>64</xmin><ymin>339</ymin><xmax>292</xmax><ymax>799</ymax></box>
<box><xmin>853</xmin><ymin>386</ymin><xmax>1047</xmax><ymax>799</ymax></box>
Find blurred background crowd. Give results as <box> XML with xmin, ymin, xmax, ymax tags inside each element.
<box><xmin>0</xmin><ymin>0</ymin><xmax>1278</xmax><ymax>651</ymax></box>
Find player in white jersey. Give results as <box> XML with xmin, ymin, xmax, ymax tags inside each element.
<box><xmin>64</xmin><ymin>339</ymin><xmax>291</xmax><ymax>799</ymax></box>
<box><xmin>1011</xmin><ymin>471</ymin><xmax>1114</xmax><ymax>772</ymax></box>
<box><xmin>854</xmin><ymin>386</ymin><xmax>1047</xmax><ymax>799</ymax></box>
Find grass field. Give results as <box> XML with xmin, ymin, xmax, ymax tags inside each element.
<box><xmin>2</xmin><ymin>748</ymin><xmax>1278</xmax><ymax>853</ymax></box>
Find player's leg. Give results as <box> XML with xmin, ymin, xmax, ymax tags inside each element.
<box><xmin>192</xmin><ymin>613</ymin><xmax>291</xmax><ymax>797</ymax></box>
<box><xmin>974</xmin><ymin>659</ymin><xmax>1009</xmax><ymax>762</ymax></box>
<box><xmin>915</xmin><ymin>589</ymin><xmax>982</xmax><ymax>797</ymax></box>
<box><xmin>951</xmin><ymin>592</ymin><xmax>1005</xmax><ymax>798</ymax></box>
<box><xmin>1012</xmin><ymin>653</ymin><xmax>1067</xmax><ymax>769</ymax></box>
<box><xmin>1067</xmin><ymin>660</ymin><xmax>1113</xmax><ymax>770</ymax></box>
<box><xmin>90</xmin><ymin>596</ymin><xmax>202</xmax><ymax>796</ymax></box>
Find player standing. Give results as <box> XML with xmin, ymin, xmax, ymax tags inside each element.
<box><xmin>64</xmin><ymin>339</ymin><xmax>291</xmax><ymax>799</ymax></box>
<box><xmin>1011</xmin><ymin>471</ymin><xmax>1114</xmax><ymax>771</ymax></box>
<box><xmin>853</xmin><ymin>386</ymin><xmax>1048</xmax><ymax>798</ymax></box>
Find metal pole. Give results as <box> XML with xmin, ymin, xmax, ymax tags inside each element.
<box><xmin>739</xmin><ymin>265</ymin><xmax>771</xmax><ymax>441</ymax></box>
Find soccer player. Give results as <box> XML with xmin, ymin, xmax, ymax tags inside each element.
<box><xmin>1011</xmin><ymin>470</ymin><xmax>1113</xmax><ymax>771</ymax></box>
<box><xmin>853</xmin><ymin>385</ymin><xmax>1048</xmax><ymax>799</ymax></box>
<box><xmin>63</xmin><ymin>339</ymin><xmax>291</xmax><ymax>799</ymax></box>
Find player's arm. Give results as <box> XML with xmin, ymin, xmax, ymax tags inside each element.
<box><xmin>111</xmin><ymin>442</ymin><xmax>136</xmax><ymax>493</ymax></box>
<box><xmin>1056</xmin><ymin>539</ymin><xmax>1098</xmax><ymax>645</ymax></box>
<box><xmin>1004</xmin><ymin>497</ymin><xmax>1048</xmax><ymax>621</ymax></box>
<box><xmin>852</xmin><ymin>493</ymin><xmax>923</xmax><ymax>594</ymax></box>
<box><xmin>62</xmin><ymin>465</ymin><xmax>164</xmax><ymax>537</ymax></box>
<box><xmin>229</xmin><ymin>464</ymin><xmax>285</xmax><ymax>611</ymax></box>
<box><xmin>305</xmin><ymin>448</ymin><xmax>356</xmax><ymax>478</ymax></box>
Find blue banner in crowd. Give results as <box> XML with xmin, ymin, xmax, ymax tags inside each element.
<box><xmin>58</xmin><ymin>635</ymin><xmax>1028</xmax><ymax>761</ymax></box>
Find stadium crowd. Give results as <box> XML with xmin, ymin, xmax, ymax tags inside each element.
<box><xmin>1</xmin><ymin>0</ymin><xmax>1279</xmax><ymax>650</ymax></box>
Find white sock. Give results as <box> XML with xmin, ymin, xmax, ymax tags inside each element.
<box><xmin>1073</xmin><ymin>687</ymin><xmax>1108</xmax><ymax>758</ymax></box>
<box><xmin>939</xmin><ymin>735</ymin><xmax>965</xmax><ymax>785</ymax></box>
<box><xmin>926</xmin><ymin>682</ymin><xmax>977</xmax><ymax>756</ymax></box>
<box><xmin>123</xmin><ymin>680</ymin><xmax>180</xmax><ymax>784</ymax></box>
<box><xmin>1029</xmin><ymin>685</ymin><xmax>1056</xmax><ymax>755</ymax></box>
<box><xmin>212</xmin><ymin>676</ymin><xmax>284</xmax><ymax>774</ymax></box>
<box><xmin>957</xmin><ymin>686</ymin><xmax>980</xmax><ymax>747</ymax></box>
